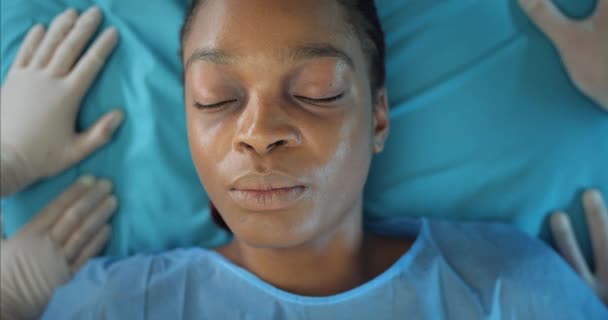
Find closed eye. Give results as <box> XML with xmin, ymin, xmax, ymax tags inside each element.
<box><xmin>295</xmin><ymin>92</ymin><xmax>345</xmax><ymax>104</ymax></box>
<box><xmin>193</xmin><ymin>99</ymin><xmax>238</xmax><ymax>110</ymax></box>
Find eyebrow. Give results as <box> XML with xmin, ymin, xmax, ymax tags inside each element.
<box><xmin>185</xmin><ymin>48</ymin><xmax>233</xmax><ymax>69</ymax></box>
<box><xmin>289</xmin><ymin>43</ymin><xmax>355</xmax><ymax>69</ymax></box>
<box><xmin>185</xmin><ymin>43</ymin><xmax>355</xmax><ymax>70</ymax></box>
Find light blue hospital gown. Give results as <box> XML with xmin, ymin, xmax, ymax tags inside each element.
<box><xmin>43</xmin><ymin>218</ymin><xmax>607</xmax><ymax>319</ymax></box>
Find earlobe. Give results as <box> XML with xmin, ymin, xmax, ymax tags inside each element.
<box><xmin>372</xmin><ymin>88</ymin><xmax>390</xmax><ymax>154</ymax></box>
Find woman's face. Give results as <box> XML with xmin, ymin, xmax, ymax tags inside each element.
<box><xmin>183</xmin><ymin>0</ymin><xmax>389</xmax><ymax>248</ymax></box>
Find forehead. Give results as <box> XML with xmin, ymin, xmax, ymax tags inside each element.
<box><xmin>184</xmin><ymin>0</ymin><xmax>356</xmax><ymax>60</ymax></box>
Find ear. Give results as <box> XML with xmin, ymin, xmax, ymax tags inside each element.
<box><xmin>372</xmin><ymin>88</ymin><xmax>390</xmax><ymax>154</ymax></box>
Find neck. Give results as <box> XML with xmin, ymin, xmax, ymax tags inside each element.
<box><xmin>221</xmin><ymin>201</ymin><xmax>373</xmax><ymax>296</ymax></box>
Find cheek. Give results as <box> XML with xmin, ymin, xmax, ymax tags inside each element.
<box><xmin>312</xmin><ymin>83</ymin><xmax>374</xmax><ymax>185</ymax></box>
<box><xmin>186</xmin><ymin>110</ymin><xmax>230</xmax><ymax>191</ymax></box>
<box><xmin>307</xmin><ymin>107</ymin><xmax>374</xmax><ymax>212</ymax></box>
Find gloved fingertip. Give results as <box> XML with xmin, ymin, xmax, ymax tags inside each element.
<box><xmin>550</xmin><ymin>211</ymin><xmax>571</xmax><ymax>231</ymax></box>
<box><xmin>86</xmin><ymin>6</ymin><xmax>101</xmax><ymax>15</ymax></box>
<box><xmin>518</xmin><ymin>0</ymin><xmax>536</xmax><ymax>11</ymax></box>
<box><xmin>109</xmin><ymin>195</ymin><xmax>118</xmax><ymax>208</ymax></box>
<box><xmin>106</xmin><ymin>27</ymin><xmax>120</xmax><ymax>41</ymax></box>
<box><xmin>78</xmin><ymin>175</ymin><xmax>97</xmax><ymax>186</ymax></box>
<box><xmin>108</xmin><ymin>109</ymin><xmax>124</xmax><ymax>132</ymax></box>
<box><xmin>583</xmin><ymin>188</ymin><xmax>602</xmax><ymax>201</ymax></box>
<box><xmin>64</xmin><ymin>8</ymin><xmax>78</xmax><ymax>17</ymax></box>
<box><xmin>97</xmin><ymin>179</ymin><xmax>113</xmax><ymax>193</ymax></box>
<box><xmin>81</xmin><ymin>6</ymin><xmax>102</xmax><ymax>23</ymax></box>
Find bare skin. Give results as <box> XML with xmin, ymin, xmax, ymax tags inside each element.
<box><xmin>182</xmin><ymin>0</ymin><xmax>412</xmax><ymax>296</ymax></box>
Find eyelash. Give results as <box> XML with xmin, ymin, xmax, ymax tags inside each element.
<box><xmin>295</xmin><ymin>92</ymin><xmax>345</xmax><ymax>104</ymax></box>
<box><xmin>193</xmin><ymin>93</ymin><xmax>345</xmax><ymax>110</ymax></box>
<box><xmin>193</xmin><ymin>99</ymin><xmax>238</xmax><ymax>110</ymax></box>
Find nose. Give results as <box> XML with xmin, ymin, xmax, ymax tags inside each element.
<box><xmin>234</xmin><ymin>100</ymin><xmax>302</xmax><ymax>156</ymax></box>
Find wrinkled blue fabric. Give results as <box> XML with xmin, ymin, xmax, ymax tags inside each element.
<box><xmin>1</xmin><ymin>0</ymin><xmax>607</xmax><ymax>258</ymax></box>
<box><xmin>0</xmin><ymin>0</ymin><xmax>231</xmax><ymax>255</ymax></box>
<box><xmin>43</xmin><ymin>218</ymin><xmax>607</xmax><ymax>319</ymax></box>
<box><xmin>365</xmin><ymin>0</ymin><xmax>608</xmax><ymax>261</ymax></box>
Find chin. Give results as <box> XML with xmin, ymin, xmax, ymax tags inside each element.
<box><xmin>228</xmin><ymin>210</ymin><xmax>319</xmax><ymax>249</ymax></box>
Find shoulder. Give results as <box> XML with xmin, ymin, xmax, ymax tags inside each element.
<box><xmin>425</xmin><ymin>218</ymin><xmax>571</xmax><ymax>279</ymax></box>
<box><xmin>42</xmin><ymin>248</ymin><xmax>216</xmax><ymax>319</ymax></box>
<box><xmin>74</xmin><ymin>247</ymin><xmax>213</xmax><ymax>284</ymax></box>
<box><xmin>425</xmin><ymin>219</ymin><xmax>548</xmax><ymax>261</ymax></box>
<box><xmin>368</xmin><ymin>217</ymin><xmax>556</xmax><ymax>273</ymax></box>
<box><xmin>425</xmin><ymin>219</ymin><xmax>607</xmax><ymax>318</ymax></box>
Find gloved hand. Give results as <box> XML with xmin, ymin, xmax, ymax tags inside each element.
<box><xmin>519</xmin><ymin>0</ymin><xmax>608</xmax><ymax>110</ymax></box>
<box><xmin>0</xmin><ymin>6</ymin><xmax>123</xmax><ymax>197</ymax></box>
<box><xmin>550</xmin><ymin>190</ymin><xmax>608</xmax><ymax>305</ymax></box>
<box><xmin>0</xmin><ymin>176</ymin><xmax>117</xmax><ymax>320</ymax></box>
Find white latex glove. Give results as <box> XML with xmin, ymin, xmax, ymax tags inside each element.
<box><xmin>0</xmin><ymin>7</ymin><xmax>124</xmax><ymax>197</ymax></box>
<box><xmin>519</xmin><ymin>0</ymin><xmax>608</xmax><ymax>110</ymax></box>
<box><xmin>0</xmin><ymin>176</ymin><xmax>117</xmax><ymax>320</ymax></box>
<box><xmin>550</xmin><ymin>190</ymin><xmax>608</xmax><ymax>305</ymax></box>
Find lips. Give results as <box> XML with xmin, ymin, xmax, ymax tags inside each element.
<box><xmin>229</xmin><ymin>173</ymin><xmax>308</xmax><ymax>211</ymax></box>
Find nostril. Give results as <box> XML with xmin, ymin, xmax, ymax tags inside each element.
<box><xmin>239</xmin><ymin>142</ymin><xmax>254</xmax><ymax>152</ymax></box>
<box><xmin>237</xmin><ymin>138</ymin><xmax>292</xmax><ymax>155</ymax></box>
<box><xmin>267</xmin><ymin>140</ymin><xmax>288</xmax><ymax>152</ymax></box>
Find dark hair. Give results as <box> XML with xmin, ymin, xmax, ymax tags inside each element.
<box><xmin>180</xmin><ymin>0</ymin><xmax>386</xmax><ymax>232</ymax></box>
<box><xmin>180</xmin><ymin>0</ymin><xmax>385</xmax><ymax>93</ymax></box>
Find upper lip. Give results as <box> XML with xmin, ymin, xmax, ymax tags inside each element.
<box><xmin>230</xmin><ymin>173</ymin><xmax>305</xmax><ymax>191</ymax></box>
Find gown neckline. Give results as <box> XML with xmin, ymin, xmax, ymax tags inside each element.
<box><xmin>199</xmin><ymin>218</ymin><xmax>428</xmax><ymax>305</ymax></box>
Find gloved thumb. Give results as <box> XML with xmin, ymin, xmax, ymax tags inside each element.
<box><xmin>66</xmin><ymin>109</ymin><xmax>124</xmax><ymax>166</ymax></box>
<box><xmin>518</xmin><ymin>0</ymin><xmax>577</xmax><ymax>48</ymax></box>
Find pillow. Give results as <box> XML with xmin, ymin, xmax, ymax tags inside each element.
<box><xmin>366</xmin><ymin>0</ymin><xmax>607</xmax><ymax>260</ymax></box>
<box><xmin>1</xmin><ymin>0</ymin><xmax>606</xmax><ymax>258</ymax></box>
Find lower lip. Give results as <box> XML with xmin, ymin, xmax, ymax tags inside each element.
<box><xmin>229</xmin><ymin>186</ymin><xmax>307</xmax><ymax>211</ymax></box>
